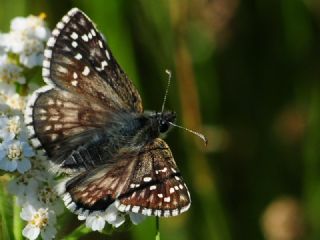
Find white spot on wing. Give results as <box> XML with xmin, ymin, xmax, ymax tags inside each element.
<box><xmin>56</xmin><ymin>22</ymin><xmax>65</xmax><ymax>30</ymax></box>
<box><xmin>72</xmin><ymin>41</ymin><xmax>78</xmax><ymax>48</ymax></box>
<box><xmin>172</xmin><ymin>209</ymin><xmax>179</xmax><ymax>216</ymax></box>
<box><xmin>43</xmin><ymin>60</ymin><xmax>50</xmax><ymax>68</ymax></box>
<box><xmin>31</xmin><ymin>138</ymin><xmax>41</xmax><ymax>148</ymax></box>
<box><xmin>57</xmin><ymin>66</ymin><xmax>68</xmax><ymax>73</ymax></box>
<box><xmin>82</xmin><ymin>34</ymin><xmax>89</xmax><ymax>42</ymax></box>
<box><xmin>70</xmin><ymin>32</ymin><xmax>78</xmax><ymax>40</ymax></box>
<box><xmin>47</xmin><ymin>37</ymin><xmax>56</xmax><ymax>47</ymax></box>
<box><xmin>71</xmin><ymin>80</ymin><xmax>78</xmax><ymax>86</ymax></box>
<box><xmin>125</xmin><ymin>205</ymin><xmax>131</xmax><ymax>211</ymax></box>
<box><xmin>44</xmin><ymin>49</ymin><xmax>52</xmax><ymax>58</ymax></box>
<box><xmin>98</xmin><ymin>40</ymin><xmax>103</xmax><ymax>48</ymax></box>
<box><xmin>52</xmin><ymin>29</ymin><xmax>60</xmax><ymax>36</ymax></box>
<box><xmin>62</xmin><ymin>15</ymin><xmax>70</xmax><ymax>23</ymax></box>
<box><xmin>155</xmin><ymin>210</ymin><xmax>161</xmax><ymax>216</ymax></box>
<box><xmin>42</xmin><ymin>68</ymin><xmax>50</xmax><ymax>77</ymax></box>
<box><xmin>131</xmin><ymin>206</ymin><xmax>140</xmax><ymax>213</ymax></box>
<box><xmin>105</xmin><ymin>50</ymin><xmax>110</xmax><ymax>60</ymax></box>
<box><xmin>82</xmin><ymin>66</ymin><xmax>90</xmax><ymax>76</ymax></box>
<box><xmin>164</xmin><ymin>210</ymin><xmax>171</xmax><ymax>217</ymax></box>
<box><xmin>75</xmin><ymin>53</ymin><xmax>82</xmax><ymax>60</ymax></box>
<box><xmin>44</xmin><ymin>126</ymin><xmax>52</xmax><ymax>131</ymax></box>
<box><xmin>143</xmin><ymin>177</ymin><xmax>152</xmax><ymax>182</ymax></box>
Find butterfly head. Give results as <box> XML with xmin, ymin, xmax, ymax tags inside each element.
<box><xmin>157</xmin><ymin>111</ymin><xmax>176</xmax><ymax>133</ymax></box>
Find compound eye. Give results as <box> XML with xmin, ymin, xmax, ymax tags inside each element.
<box><xmin>159</xmin><ymin>121</ymin><xmax>169</xmax><ymax>133</ymax></box>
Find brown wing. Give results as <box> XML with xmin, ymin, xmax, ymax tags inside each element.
<box><xmin>63</xmin><ymin>138</ymin><xmax>191</xmax><ymax>217</ymax></box>
<box><xmin>43</xmin><ymin>8</ymin><xmax>142</xmax><ymax>112</ymax></box>
<box><xmin>25</xmin><ymin>86</ymin><xmax>115</xmax><ymax>163</ymax></box>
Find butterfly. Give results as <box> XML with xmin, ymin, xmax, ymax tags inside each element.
<box><xmin>25</xmin><ymin>8</ymin><xmax>191</xmax><ymax>218</ymax></box>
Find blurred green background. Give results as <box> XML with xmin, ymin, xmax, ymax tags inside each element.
<box><xmin>2</xmin><ymin>0</ymin><xmax>320</xmax><ymax>239</ymax></box>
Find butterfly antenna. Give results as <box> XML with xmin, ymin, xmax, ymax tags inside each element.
<box><xmin>161</xmin><ymin>69</ymin><xmax>172</xmax><ymax>113</ymax></box>
<box><xmin>169</xmin><ymin>122</ymin><xmax>208</xmax><ymax>146</ymax></box>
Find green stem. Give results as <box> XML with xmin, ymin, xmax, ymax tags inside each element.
<box><xmin>155</xmin><ymin>217</ymin><xmax>160</xmax><ymax>240</ymax></box>
<box><xmin>0</xmin><ymin>182</ymin><xmax>11</xmax><ymax>240</ymax></box>
<box><xmin>13</xmin><ymin>197</ymin><xmax>22</xmax><ymax>240</ymax></box>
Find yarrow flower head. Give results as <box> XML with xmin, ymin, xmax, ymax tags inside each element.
<box><xmin>0</xmin><ymin>14</ymin><xmax>50</xmax><ymax>68</ymax></box>
<box><xmin>21</xmin><ymin>204</ymin><xmax>56</xmax><ymax>240</ymax></box>
<box><xmin>0</xmin><ymin>54</ymin><xmax>25</xmax><ymax>84</ymax></box>
<box><xmin>0</xmin><ymin>115</ymin><xmax>27</xmax><ymax>141</ymax></box>
<box><xmin>10</xmin><ymin>14</ymin><xmax>50</xmax><ymax>41</ymax></box>
<box><xmin>0</xmin><ymin>139</ymin><xmax>34</xmax><ymax>173</ymax></box>
<box><xmin>76</xmin><ymin>202</ymin><xmax>145</xmax><ymax>232</ymax></box>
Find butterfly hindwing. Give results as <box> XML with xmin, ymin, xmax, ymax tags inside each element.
<box><xmin>63</xmin><ymin>138</ymin><xmax>191</xmax><ymax>217</ymax></box>
<box><xmin>43</xmin><ymin>8</ymin><xmax>142</xmax><ymax>112</ymax></box>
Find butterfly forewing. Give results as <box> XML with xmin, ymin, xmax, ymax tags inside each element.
<box><xmin>63</xmin><ymin>138</ymin><xmax>191</xmax><ymax>217</ymax></box>
<box><xmin>43</xmin><ymin>8</ymin><xmax>142</xmax><ymax>112</ymax></box>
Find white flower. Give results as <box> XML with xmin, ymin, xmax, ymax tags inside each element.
<box><xmin>0</xmin><ymin>140</ymin><xmax>34</xmax><ymax>173</ymax></box>
<box><xmin>104</xmin><ymin>203</ymin><xmax>125</xmax><ymax>228</ymax></box>
<box><xmin>10</xmin><ymin>15</ymin><xmax>50</xmax><ymax>41</ymax></box>
<box><xmin>85</xmin><ymin>212</ymin><xmax>107</xmax><ymax>232</ymax></box>
<box><xmin>129</xmin><ymin>212</ymin><xmax>146</xmax><ymax>225</ymax></box>
<box><xmin>19</xmin><ymin>38</ymin><xmax>45</xmax><ymax>68</ymax></box>
<box><xmin>0</xmin><ymin>54</ymin><xmax>26</xmax><ymax>84</ymax></box>
<box><xmin>0</xmin><ymin>81</ymin><xmax>16</xmax><ymax>96</ymax></box>
<box><xmin>0</xmin><ymin>15</ymin><xmax>50</xmax><ymax>68</ymax></box>
<box><xmin>0</xmin><ymin>32</ymin><xmax>24</xmax><ymax>53</ymax></box>
<box><xmin>37</xmin><ymin>183</ymin><xmax>64</xmax><ymax>215</ymax></box>
<box><xmin>0</xmin><ymin>115</ymin><xmax>26</xmax><ymax>141</ymax></box>
<box><xmin>21</xmin><ymin>204</ymin><xmax>56</xmax><ymax>240</ymax></box>
<box><xmin>5</xmin><ymin>94</ymin><xmax>27</xmax><ymax>112</ymax></box>
<box><xmin>0</xmin><ymin>83</ymin><xmax>27</xmax><ymax>114</ymax></box>
<box><xmin>78</xmin><ymin>202</ymin><xmax>146</xmax><ymax>231</ymax></box>
<box><xmin>8</xmin><ymin>172</ymin><xmax>39</xmax><ymax>204</ymax></box>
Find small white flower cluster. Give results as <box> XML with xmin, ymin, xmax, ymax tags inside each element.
<box><xmin>0</xmin><ymin>14</ymin><xmax>50</xmax><ymax>68</ymax></box>
<box><xmin>8</xmin><ymin>155</ymin><xmax>64</xmax><ymax>240</ymax></box>
<box><xmin>0</xmin><ymin>107</ymin><xmax>62</xmax><ymax>240</ymax></box>
<box><xmin>77</xmin><ymin>202</ymin><xmax>145</xmax><ymax>231</ymax></box>
<box><xmin>0</xmin><ymin>13</ymin><xmax>61</xmax><ymax>240</ymax></box>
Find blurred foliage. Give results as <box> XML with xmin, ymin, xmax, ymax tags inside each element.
<box><xmin>2</xmin><ymin>0</ymin><xmax>320</xmax><ymax>239</ymax></box>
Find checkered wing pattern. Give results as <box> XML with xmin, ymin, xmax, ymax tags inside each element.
<box><xmin>25</xmin><ymin>86</ymin><xmax>114</xmax><ymax>167</ymax></box>
<box><xmin>63</xmin><ymin>138</ymin><xmax>191</xmax><ymax>217</ymax></box>
<box><xmin>42</xmin><ymin>8</ymin><xmax>142</xmax><ymax>112</ymax></box>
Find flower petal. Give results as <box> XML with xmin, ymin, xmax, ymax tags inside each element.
<box><xmin>17</xmin><ymin>158</ymin><xmax>31</xmax><ymax>173</ymax></box>
<box><xmin>22</xmin><ymin>224</ymin><xmax>40</xmax><ymax>240</ymax></box>
<box><xmin>129</xmin><ymin>212</ymin><xmax>146</xmax><ymax>225</ymax></box>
